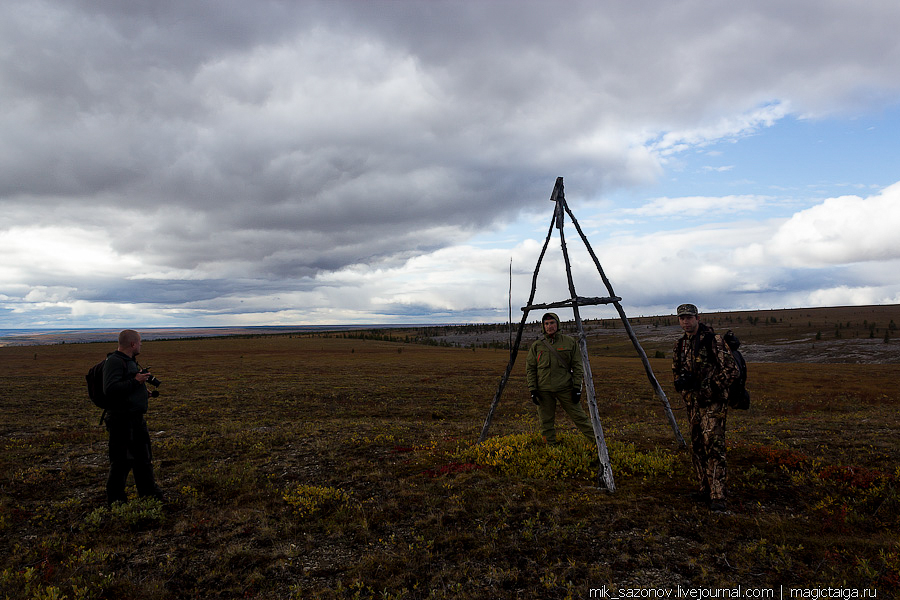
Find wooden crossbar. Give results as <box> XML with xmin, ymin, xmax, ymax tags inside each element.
<box><xmin>522</xmin><ymin>296</ymin><xmax>622</xmax><ymax>311</ymax></box>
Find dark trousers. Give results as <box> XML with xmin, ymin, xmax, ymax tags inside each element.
<box><xmin>105</xmin><ymin>412</ymin><xmax>162</xmax><ymax>504</ymax></box>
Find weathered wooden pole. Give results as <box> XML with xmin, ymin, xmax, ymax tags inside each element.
<box><xmin>508</xmin><ymin>258</ymin><xmax>513</xmax><ymax>358</ymax></box>
<box><xmin>478</xmin><ymin>211</ymin><xmax>557</xmax><ymax>443</ymax></box>
<box><xmin>563</xmin><ymin>203</ymin><xmax>686</xmax><ymax>448</ymax></box>
<box><xmin>554</xmin><ymin>178</ymin><xmax>616</xmax><ymax>491</ymax></box>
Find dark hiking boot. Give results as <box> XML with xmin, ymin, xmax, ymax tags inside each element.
<box><xmin>686</xmin><ymin>490</ymin><xmax>710</xmax><ymax>503</ymax></box>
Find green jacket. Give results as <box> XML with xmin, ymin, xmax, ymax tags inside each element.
<box><xmin>525</xmin><ymin>314</ymin><xmax>584</xmax><ymax>392</ymax></box>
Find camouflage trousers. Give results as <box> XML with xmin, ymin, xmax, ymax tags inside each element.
<box><xmin>684</xmin><ymin>396</ymin><xmax>728</xmax><ymax>501</ymax></box>
<box><xmin>534</xmin><ymin>389</ymin><xmax>595</xmax><ymax>444</ymax></box>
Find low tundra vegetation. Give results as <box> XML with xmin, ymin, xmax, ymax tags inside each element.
<box><xmin>453</xmin><ymin>432</ymin><xmax>677</xmax><ymax>482</ymax></box>
<box><xmin>1</xmin><ymin>321</ymin><xmax>899</xmax><ymax>598</ymax></box>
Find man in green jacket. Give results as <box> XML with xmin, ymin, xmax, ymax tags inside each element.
<box><xmin>525</xmin><ymin>313</ymin><xmax>595</xmax><ymax>444</ymax></box>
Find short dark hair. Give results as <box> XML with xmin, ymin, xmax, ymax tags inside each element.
<box><xmin>118</xmin><ymin>329</ymin><xmax>141</xmax><ymax>346</ymax></box>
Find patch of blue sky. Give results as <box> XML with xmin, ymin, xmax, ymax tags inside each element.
<box><xmin>587</xmin><ymin>107</ymin><xmax>900</xmax><ymax>240</ymax></box>
<box><xmin>662</xmin><ymin>108</ymin><xmax>900</xmax><ymax>202</ymax></box>
<box><xmin>469</xmin><ymin>105</ymin><xmax>900</xmax><ymax>252</ymax></box>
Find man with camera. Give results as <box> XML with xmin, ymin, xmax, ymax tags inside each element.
<box><xmin>672</xmin><ymin>304</ymin><xmax>739</xmax><ymax>512</ymax></box>
<box><xmin>526</xmin><ymin>312</ymin><xmax>595</xmax><ymax>445</ymax></box>
<box><xmin>102</xmin><ymin>329</ymin><xmax>164</xmax><ymax>505</ymax></box>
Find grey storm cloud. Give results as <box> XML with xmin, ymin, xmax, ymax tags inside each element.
<box><xmin>4</xmin><ymin>2</ymin><xmax>652</xmax><ymax>274</ymax></box>
<box><xmin>3</xmin><ymin>0</ymin><xmax>900</xmax><ymax>325</ymax></box>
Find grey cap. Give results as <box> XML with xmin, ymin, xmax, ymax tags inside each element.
<box><xmin>676</xmin><ymin>303</ymin><xmax>698</xmax><ymax>317</ymax></box>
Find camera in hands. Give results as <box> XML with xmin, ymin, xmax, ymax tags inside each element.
<box><xmin>140</xmin><ymin>368</ymin><xmax>162</xmax><ymax>388</ymax></box>
<box><xmin>674</xmin><ymin>370</ymin><xmax>697</xmax><ymax>392</ymax></box>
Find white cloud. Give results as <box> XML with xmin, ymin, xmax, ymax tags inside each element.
<box><xmin>3</xmin><ymin>1</ymin><xmax>900</xmax><ymax>327</ymax></box>
<box><xmin>650</xmin><ymin>102</ymin><xmax>791</xmax><ymax>156</ymax></box>
<box><xmin>767</xmin><ymin>183</ymin><xmax>900</xmax><ymax>267</ymax></box>
<box><xmin>624</xmin><ymin>195</ymin><xmax>773</xmax><ymax>218</ymax></box>
<box><xmin>806</xmin><ymin>285</ymin><xmax>900</xmax><ymax>307</ymax></box>
<box><xmin>528</xmin><ymin>184</ymin><xmax>900</xmax><ymax>316</ymax></box>
<box><xmin>0</xmin><ymin>225</ymin><xmax>141</xmax><ymax>279</ymax></box>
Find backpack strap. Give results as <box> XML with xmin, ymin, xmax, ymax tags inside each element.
<box><xmin>677</xmin><ymin>331</ymin><xmax>711</xmax><ymax>371</ymax></box>
<box><xmin>700</xmin><ymin>329</ymin><xmax>730</xmax><ymax>374</ymax></box>
<box><xmin>98</xmin><ymin>353</ymin><xmax>118</xmax><ymax>426</ymax></box>
<box><xmin>540</xmin><ymin>338</ymin><xmax>573</xmax><ymax>374</ymax></box>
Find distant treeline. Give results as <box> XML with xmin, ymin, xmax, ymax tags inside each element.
<box><xmin>317</xmin><ymin>326</ymin><xmax>512</xmax><ymax>349</ymax></box>
<box><xmin>304</xmin><ymin>306</ymin><xmax>899</xmax><ymax>347</ymax></box>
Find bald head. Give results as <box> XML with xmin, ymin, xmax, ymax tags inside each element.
<box><xmin>117</xmin><ymin>329</ymin><xmax>143</xmax><ymax>357</ymax></box>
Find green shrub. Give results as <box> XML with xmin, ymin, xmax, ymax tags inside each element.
<box><xmin>283</xmin><ymin>484</ymin><xmax>352</xmax><ymax>518</ymax></box>
<box><xmin>454</xmin><ymin>433</ymin><xmax>676</xmax><ymax>481</ymax></box>
<box><xmin>84</xmin><ymin>497</ymin><xmax>164</xmax><ymax>531</ymax></box>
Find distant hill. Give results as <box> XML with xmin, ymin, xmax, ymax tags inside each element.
<box><xmin>412</xmin><ymin>305</ymin><xmax>900</xmax><ymax>364</ymax></box>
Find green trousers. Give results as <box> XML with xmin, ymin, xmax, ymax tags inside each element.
<box><xmin>534</xmin><ymin>389</ymin><xmax>595</xmax><ymax>444</ymax></box>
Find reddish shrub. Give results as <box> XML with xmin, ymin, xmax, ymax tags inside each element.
<box><xmin>817</xmin><ymin>465</ymin><xmax>892</xmax><ymax>489</ymax></box>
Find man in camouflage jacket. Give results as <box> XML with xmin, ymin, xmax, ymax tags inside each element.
<box><xmin>526</xmin><ymin>312</ymin><xmax>595</xmax><ymax>444</ymax></box>
<box><xmin>672</xmin><ymin>304</ymin><xmax>740</xmax><ymax>512</ymax></box>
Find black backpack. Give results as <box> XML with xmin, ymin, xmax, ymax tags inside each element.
<box><xmin>86</xmin><ymin>354</ymin><xmax>113</xmax><ymax>410</ymax></box>
<box><xmin>721</xmin><ymin>331</ymin><xmax>750</xmax><ymax>410</ymax></box>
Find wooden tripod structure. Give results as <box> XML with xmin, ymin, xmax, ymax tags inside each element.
<box><xmin>478</xmin><ymin>177</ymin><xmax>685</xmax><ymax>492</ymax></box>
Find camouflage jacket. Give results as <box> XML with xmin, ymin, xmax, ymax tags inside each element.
<box><xmin>672</xmin><ymin>323</ymin><xmax>740</xmax><ymax>404</ymax></box>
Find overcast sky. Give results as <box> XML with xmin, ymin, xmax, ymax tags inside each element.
<box><xmin>3</xmin><ymin>0</ymin><xmax>900</xmax><ymax>328</ymax></box>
